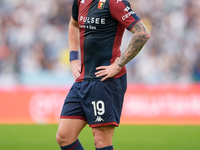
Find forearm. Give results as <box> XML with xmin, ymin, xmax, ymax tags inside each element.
<box><xmin>68</xmin><ymin>17</ymin><xmax>80</xmax><ymax>52</ymax></box>
<box><xmin>69</xmin><ymin>17</ymin><xmax>80</xmax><ymax>65</ymax></box>
<box><xmin>68</xmin><ymin>18</ymin><xmax>81</xmax><ymax>78</ymax></box>
<box><xmin>117</xmin><ymin>21</ymin><xmax>150</xmax><ymax>67</ymax></box>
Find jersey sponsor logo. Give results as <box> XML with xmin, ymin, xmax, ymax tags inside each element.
<box><xmin>79</xmin><ymin>24</ymin><xmax>97</xmax><ymax>29</ymax></box>
<box><xmin>122</xmin><ymin>11</ymin><xmax>136</xmax><ymax>20</ymax></box>
<box><xmin>124</xmin><ymin>6</ymin><xmax>130</xmax><ymax>12</ymax></box>
<box><xmin>98</xmin><ymin>0</ymin><xmax>106</xmax><ymax>9</ymax></box>
<box><xmin>79</xmin><ymin>16</ymin><xmax>106</xmax><ymax>30</ymax></box>
<box><xmin>95</xmin><ymin>116</ymin><xmax>104</xmax><ymax>122</ymax></box>
<box><xmin>80</xmin><ymin>0</ymin><xmax>85</xmax><ymax>4</ymax></box>
<box><xmin>80</xmin><ymin>16</ymin><xmax>106</xmax><ymax>24</ymax></box>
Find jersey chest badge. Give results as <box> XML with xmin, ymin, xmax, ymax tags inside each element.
<box><xmin>98</xmin><ymin>0</ymin><xmax>106</xmax><ymax>9</ymax></box>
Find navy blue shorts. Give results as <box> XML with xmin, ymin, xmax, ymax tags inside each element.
<box><xmin>60</xmin><ymin>73</ymin><xmax>127</xmax><ymax>127</ymax></box>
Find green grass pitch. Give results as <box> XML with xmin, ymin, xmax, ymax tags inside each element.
<box><xmin>0</xmin><ymin>124</ymin><xmax>200</xmax><ymax>150</ymax></box>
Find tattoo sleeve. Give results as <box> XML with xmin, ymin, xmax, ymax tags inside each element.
<box><xmin>117</xmin><ymin>21</ymin><xmax>150</xmax><ymax>67</ymax></box>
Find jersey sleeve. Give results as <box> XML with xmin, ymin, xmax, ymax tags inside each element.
<box><xmin>72</xmin><ymin>0</ymin><xmax>79</xmax><ymax>21</ymax></box>
<box><xmin>109</xmin><ymin>0</ymin><xmax>140</xmax><ymax>30</ymax></box>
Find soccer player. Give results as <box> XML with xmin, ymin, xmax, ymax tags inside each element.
<box><xmin>56</xmin><ymin>0</ymin><xmax>150</xmax><ymax>150</ymax></box>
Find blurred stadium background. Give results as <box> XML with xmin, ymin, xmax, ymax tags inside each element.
<box><xmin>0</xmin><ymin>0</ymin><xmax>200</xmax><ymax>85</ymax></box>
<box><xmin>0</xmin><ymin>0</ymin><xmax>200</xmax><ymax>149</ymax></box>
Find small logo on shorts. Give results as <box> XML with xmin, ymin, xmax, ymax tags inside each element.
<box><xmin>95</xmin><ymin>116</ymin><xmax>104</xmax><ymax>122</ymax></box>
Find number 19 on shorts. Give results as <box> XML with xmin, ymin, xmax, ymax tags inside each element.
<box><xmin>91</xmin><ymin>101</ymin><xmax>105</xmax><ymax>116</ymax></box>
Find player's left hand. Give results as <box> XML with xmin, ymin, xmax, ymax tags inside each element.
<box><xmin>95</xmin><ymin>57</ymin><xmax>122</xmax><ymax>81</ymax></box>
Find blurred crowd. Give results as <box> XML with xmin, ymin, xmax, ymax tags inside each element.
<box><xmin>0</xmin><ymin>0</ymin><xmax>200</xmax><ymax>86</ymax></box>
<box><xmin>0</xmin><ymin>0</ymin><xmax>73</xmax><ymax>86</ymax></box>
<box><xmin>127</xmin><ymin>0</ymin><xmax>200</xmax><ymax>84</ymax></box>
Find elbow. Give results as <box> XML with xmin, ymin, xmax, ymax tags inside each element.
<box><xmin>142</xmin><ymin>32</ymin><xmax>150</xmax><ymax>44</ymax></box>
<box><xmin>145</xmin><ymin>32</ymin><xmax>150</xmax><ymax>41</ymax></box>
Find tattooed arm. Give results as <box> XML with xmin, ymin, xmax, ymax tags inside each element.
<box><xmin>117</xmin><ymin>21</ymin><xmax>150</xmax><ymax>67</ymax></box>
<box><xmin>95</xmin><ymin>21</ymin><xmax>150</xmax><ymax>81</ymax></box>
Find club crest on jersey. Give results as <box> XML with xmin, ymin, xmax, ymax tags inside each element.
<box><xmin>98</xmin><ymin>0</ymin><xmax>106</xmax><ymax>9</ymax></box>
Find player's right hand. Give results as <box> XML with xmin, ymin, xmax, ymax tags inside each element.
<box><xmin>95</xmin><ymin>57</ymin><xmax>122</xmax><ymax>81</ymax></box>
<box><xmin>70</xmin><ymin>60</ymin><xmax>81</xmax><ymax>80</ymax></box>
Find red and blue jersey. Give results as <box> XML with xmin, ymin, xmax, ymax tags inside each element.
<box><xmin>72</xmin><ymin>0</ymin><xmax>140</xmax><ymax>82</ymax></box>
